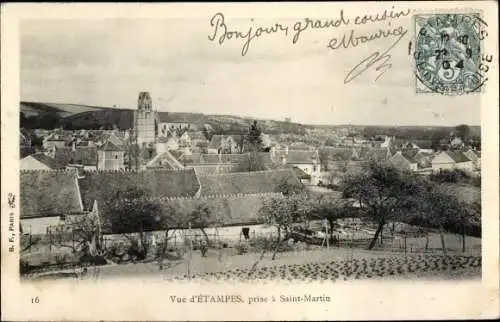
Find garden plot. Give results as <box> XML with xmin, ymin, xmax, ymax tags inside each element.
<box><xmin>166</xmin><ymin>254</ymin><xmax>481</xmax><ymax>282</ymax></box>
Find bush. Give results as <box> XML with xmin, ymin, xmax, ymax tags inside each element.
<box><xmin>430</xmin><ymin>169</ymin><xmax>471</xmax><ymax>184</ymax></box>
<box><xmin>248</xmin><ymin>236</ymin><xmax>275</xmax><ymax>251</ymax></box>
<box><xmin>127</xmin><ymin>238</ymin><xmax>148</xmax><ymax>261</ymax></box>
<box><xmin>79</xmin><ymin>254</ymin><xmax>108</xmax><ymax>266</ymax></box>
<box><xmin>20</xmin><ymin>259</ymin><xmax>33</xmax><ymax>275</ymax></box>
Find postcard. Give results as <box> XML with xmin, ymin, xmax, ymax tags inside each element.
<box><xmin>1</xmin><ymin>2</ymin><xmax>499</xmax><ymax>321</ymax></box>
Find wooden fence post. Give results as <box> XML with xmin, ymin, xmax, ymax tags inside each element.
<box><xmin>49</xmin><ymin>228</ymin><xmax>52</xmax><ymax>252</ymax></box>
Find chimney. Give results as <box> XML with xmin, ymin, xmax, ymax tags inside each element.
<box><xmin>285</xmin><ymin>146</ymin><xmax>289</xmax><ymax>155</ymax></box>
<box><xmin>72</xmin><ymin>140</ymin><xmax>76</xmax><ymax>151</ymax></box>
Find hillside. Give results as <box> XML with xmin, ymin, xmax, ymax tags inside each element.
<box><xmin>21</xmin><ymin>101</ymin><xmax>108</xmax><ymax>118</ymax></box>
<box><xmin>20</xmin><ymin>101</ymin><xmax>305</xmax><ymax>134</ymax></box>
<box><xmin>20</xmin><ymin>101</ymin><xmax>480</xmax><ymax>138</ymax></box>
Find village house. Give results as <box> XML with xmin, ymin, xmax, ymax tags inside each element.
<box><xmin>207</xmin><ymin>135</ymin><xmax>243</xmax><ymax>154</ymax></box>
<box><xmin>389</xmin><ymin>150</ymin><xmax>419</xmax><ymax>171</ymax></box>
<box><xmin>146</xmin><ymin>193</ymin><xmax>283</xmax><ymax>245</ymax></box>
<box><xmin>379</xmin><ymin>136</ymin><xmax>392</xmax><ymax>148</ymax></box>
<box><xmin>178</xmin><ymin>131</ymin><xmax>191</xmax><ymax>148</ymax></box>
<box><xmin>450</xmin><ymin>137</ymin><xmax>465</xmax><ymax>149</ymax></box>
<box><xmin>20</xmin><ymin>169</ymin><xmax>84</xmax><ymax>234</ymax></box>
<box><xmin>146</xmin><ymin>150</ymin><xmax>185</xmax><ymax>170</ymax></box>
<box><xmin>155</xmin><ymin>136</ymin><xmax>179</xmax><ymax>154</ymax></box>
<box><xmin>169</xmin><ymin>151</ymin><xmax>249</xmax><ymax>174</ymax></box>
<box><xmin>282</xmin><ymin>150</ymin><xmax>321</xmax><ymax>185</ymax></box>
<box><xmin>431</xmin><ymin>150</ymin><xmax>474</xmax><ymax>173</ymax></box>
<box><xmin>189</xmin><ymin>131</ymin><xmax>210</xmax><ymax>149</ymax></box>
<box><xmin>401</xmin><ymin>140</ymin><xmax>434</xmax><ymax>153</ymax></box>
<box><xmin>20</xmin><ymin>128</ymin><xmax>32</xmax><ymax>148</ymax></box>
<box><xmin>463</xmin><ymin>149</ymin><xmax>481</xmax><ymax>170</ymax></box>
<box><xmin>54</xmin><ymin>146</ymin><xmax>98</xmax><ymax>170</ymax></box>
<box><xmin>156</xmin><ymin>112</ymin><xmax>205</xmax><ymax>136</ymax></box>
<box><xmin>43</xmin><ymin>133</ymin><xmax>70</xmax><ymax>150</ymax></box>
<box><xmin>97</xmin><ymin>141</ymin><xmax>125</xmax><ymax>170</ymax></box>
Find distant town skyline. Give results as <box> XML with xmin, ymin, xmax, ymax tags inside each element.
<box><xmin>21</xmin><ymin>18</ymin><xmax>481</xmax><ymax>126</ymax></box>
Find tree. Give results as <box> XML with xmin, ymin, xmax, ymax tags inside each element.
<box><xmin>246</xmin><ymin>150</ymin><xmax>267</xmax><ymax>172</ymax></box>
<box><xmin>259</xmin><ymin>195</ymin><xmax>307</xmax><ymax>260</ymax></box>
<box><xmin>276</xmin><ymin>179</ymin><xmax>305</xmax><ymax>196</ymax></box>
<box><xmin>185</xmin><ymin>203</ymin><xmax>219</xmax><ymax>244</ymax></box>
<box><xmin>312</xmin><ymin>195</ymin><xmax>356</xmax><ymax>242</ymax></box>
<box><xmin>106</xmin><ymin>187</ymin><xmax>177</xmax><ymax>259</ymax></box>
<box><xmin>245</xmin><ymin>120</ymin><xmax>263</xmax><ymax>152</ymax></box>
<box><xmin>340</xmin><ymin>162</ymin><xmax>424</xmax><ymax>250</ymax></box>
<box><xmin>455</xmin><ymin>124</ymin><xmax>471</xmax><ymax>141</ymax></box>
<box><xmin>318</xmin><ymin>149</ymin><xmax>330</xmax><ymax>171</ymax></box>
<box><xmin>66</xmin><ymin>212</ymin><xmax>103</xmax><ymax>258</ymax></box>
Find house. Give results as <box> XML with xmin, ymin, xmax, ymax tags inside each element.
<box><xmin>20</xmin><ymin>169</ymin><xmax>84</xmax><ymax>234</ymax></box>
<box><xmin>413</xmin><ymin>151</ymin><xmax>434</xmax><ymax>169</ymax></box>
<box><xmin>318</xmin><ymin>147</ymin><xmax>378</xmax><ymax>174</ymax></box>
<box><xmin>463</xmin><ymin>149</ymin><xmax>481</xmax><ymax>170</ymax></box>
<box><xmin>97</xmin><ymin>141</ymin><xmax>125</xmax><ymax>170</ymax></box>
<box><xmin>179</xmin><ymin>131</ymin><xmax>191</xmax><ymax>148</ymax></box>
<box><xmin>95</xmin><ymin>132</ymin><xmax>126</xmax><ymax>149</ymax></box>
<box><xmin>357</xmin><ymin>147</ymin><xmax>392</xmax><ymax>161</ymax></box>
<box><xmin>20</xmin><ymin>153</ymin><xmax>63</xmax><ymax>170</ymax></box>
<box><xmin>401</xmin><ymin>140</ymin><xmax>434</xmax><ymax>153</ymax></box>
<box><xmin>146</xmin><ymin>151</ymin><xmax>185</xmax><ymax>170</ymax></box>
<box><xmin>279</xmin><ymin>150</ymin><xmax>321</xmax><ymax>185</ymax></box>
<box><xmin>207</xmin><ymin>135</ymin><xmax>243</xmax><ymax>154</ymax></box>
<box><xmin>389</xmin><ymin>150</ymin><xmax>419</xmax><ymax>171</ymax></box>
<box><xmin>54</xmin><ymin>147</ymin><xmax>98</xmax><ymax>170</ymax></box>
<box><xmin>103</xmin><ymin>193</ymin><xmax>283</xmax><ymax>244</ymax></box>
<box><xmin>20</xmin><ymin>128</ymin><xmax>32</xmax><ymax>148</ymax></box>
<box><xmin>197</xmin><ymin>169</ymin><xmax>302</xmax><ymax>197</ymax></box>
<box><xmin>156</xmin><ymin>112</ymin><xmax>205</xmax><ymax>136</ymax></box>
<box><xmin>431</xmin><ymin>150</ymin><xmax>473</xmax><ymax>173</ymax></box>
<box><xmin>156</xmin><ymin>136</ymin><xmax>179</xmax><ymax>154</ymax></box>
<box><xmin>171</xmin><ymin>151</ymin><xmax>249</xmax><ymax>174</ymax></box>
<box><xmin>189</xmin><ymin>131</ymin><xmax>210</xmax><ymax>149</ymax></box>
<box><xmin>450</xmin><ymin>137</ymin><xmax>465</xmax><ymax>149</ymax></box>
<box><xmin>43</xmin><ymin>133</ymin><xmax>69</xmax><ymax>150</ymax></box>
<box><xmin>379</xmin><ymin>136</ymin><xmax>392</xmax><ymax>148</ymax></box>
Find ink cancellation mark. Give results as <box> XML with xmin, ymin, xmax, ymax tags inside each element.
<box><xmin>413</xmin><ymin>13</ymin><xmax>491</xmax><ymax>95</ymax></box>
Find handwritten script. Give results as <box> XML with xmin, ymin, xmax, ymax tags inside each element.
<box><xmin>207</xmin><ymin>8</ymin><xmax>411</xmax><ymax>82</ymax></box>
<box><xmin>343</xmin><ymin>27</ymin><xmax>408</xmax><ymax>83</ymax></box>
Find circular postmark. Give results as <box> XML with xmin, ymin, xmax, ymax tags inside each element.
<box><xmin>413</xmin><ymin>13</ymin><xmax>489</xmax><ymax>95</ymax></box>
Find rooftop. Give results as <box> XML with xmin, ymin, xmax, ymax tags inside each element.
<box><xmin>20</xmin><ymin>169</ymin><xmax>83</xmax><ymax>218</ymax></box>
<box><xmin>24</xmin><ymin>152</ymin><xmax>64</xmax><ymax>169</ymax></box>
<box><xmin>444</xmin><ymin>151</ymin><xmax>472</xmax><ymax>163</ymax></box>
<box><xmin>78</xmin><ymin>169</ymin><xmax>201</xmax><ymax>210</ymax></box>
<box><xmin>197</xmin><ymin>169</ymin><xmax>302</xmax><ymax>196</ymax></box>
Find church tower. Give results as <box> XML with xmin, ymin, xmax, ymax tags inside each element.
<box><xmin>134</xmin><ymin>91</ymin><xmax>156</xmax><ymax>146</ymax></box>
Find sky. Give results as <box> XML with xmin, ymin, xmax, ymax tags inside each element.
<box><xmin>20</xmin><ymin>16</ymin><xmax>480</xmax><ymax>126</ymax></box>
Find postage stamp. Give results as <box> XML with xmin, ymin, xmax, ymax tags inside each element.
<box><xmin>413</xmin><ymin>13</ymin><xmax>491</xmax><ymax>95</ymax></box>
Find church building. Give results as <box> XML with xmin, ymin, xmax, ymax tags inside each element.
<box><xmin>134</xmin><ymin>92</ymin><xmax>156</xmax><ymax>146</ymax></box>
